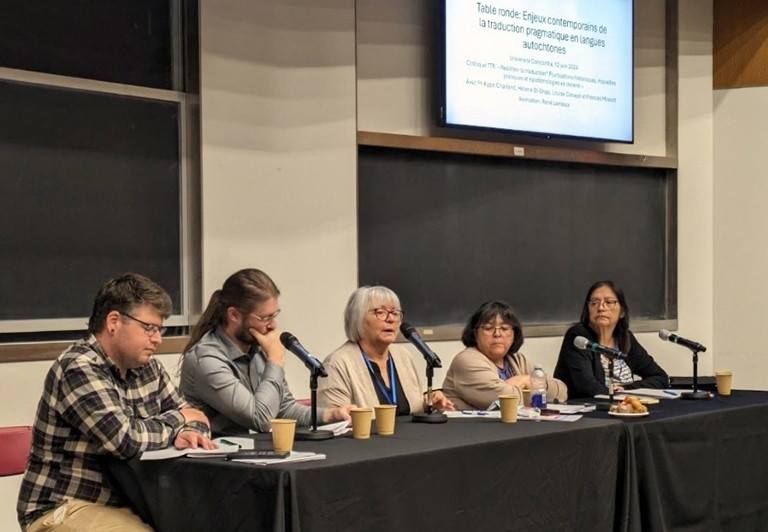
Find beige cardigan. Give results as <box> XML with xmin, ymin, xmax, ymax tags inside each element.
<box><xmin>442</xmin><ymin>347</ymin><xmax>568</xmax><ymax>410</ymax></box>
<box><xmin>318</xmin><ymin>341</ymin><xmax>425</xmax><ymax>416</ymax></box>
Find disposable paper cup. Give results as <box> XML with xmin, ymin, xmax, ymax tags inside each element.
<box><xmin>498</xmin><ymin>395</ymin><xmax>520</xmax><ymax>423</ymax></box>
<box><xmin>374</xmin><ymin>405</ymin><xmax>397</xmax><ymax>435</ymax></box>
<box><xmin>522</xmin><ymin>388</ymin><xmax>531</xmax><ymax>408</ymax></box>
<box><xmin>350</xmin><ymin>408</ymin><xmax>373</xmax><ymax>439</ymax></box>
<box><xmin>271</xmin><ymin>419</ymin><xmax>297</xmax><ymax>452</ymax></box>
<box><xmin>715</xmin><ymin>371</ymin><xmax>733</xmax><ymax>396</ymax></box>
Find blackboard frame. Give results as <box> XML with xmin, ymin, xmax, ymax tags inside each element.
<box><xmin>358</xmin><ymin>139</ymin><xmax>677</xmax><ymax>339</ymax></box>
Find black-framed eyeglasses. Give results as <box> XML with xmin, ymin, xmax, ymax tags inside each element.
<box><xmin>249</xmin><ymin>309</ymin><xmax>281</xmax><ymax>323</ymax></box>
<box><xmin>369</xmin><ymin>308</ymin><xmax>404</xmax><ymax>321</ymax></box>
<box><xmin>122</xmin><ymin>313</ymin><xmax>167</xmax><ymax>337</ymax></box>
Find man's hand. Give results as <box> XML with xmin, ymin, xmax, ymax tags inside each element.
<box><xmin>174</xmin><ymin>431</ymin><xmax>218</xmax><ymax>450</ymax></box>
<box><xmin>252</xmin><ymin>327</ymin><xmax>286</xmax><ymax>366</ymax></box>
<box><xmin>322</xmin><ymin>404</ymin><xmax>356</xmax><ymax>423</ymax></box>
<box><xmin>180</xmin><ymin>407</ymin><xmax>210</xmax><ymax>427</ymax></box>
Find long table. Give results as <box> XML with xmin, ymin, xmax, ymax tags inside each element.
<box><xmin>597</xmin><ymin>390</ymin><xmax>768</xmax><ymax>532</ymax></box>
<box><xmin>107</xmin><ymin>391</ymin><xmax>768</xmax><ymax>532</ymax></box>
<box><xmin>108</xmin><ymin>417</ymin><xmax>623</xmax><ymax>532</ymax></box>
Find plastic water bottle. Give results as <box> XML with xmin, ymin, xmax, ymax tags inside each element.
<box><xmin>530</xmin><ymin>365</ymin><xmax>547</xmax><ymax>409</ymax></box>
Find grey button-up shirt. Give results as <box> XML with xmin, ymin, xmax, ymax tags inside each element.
<box><xmin>180</xmin><ymin>328</ymin><xmax>321</xmax><ymax>434</ymax></box>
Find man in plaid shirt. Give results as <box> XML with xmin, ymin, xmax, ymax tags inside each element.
<box><xmin>17</xmin><ymin>273</ymin><xmax>215</xmax><ymax>531</ymax></box>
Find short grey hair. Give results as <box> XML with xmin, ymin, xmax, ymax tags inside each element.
<box><xmin>344</xmin><ymin>286</ymin><xmax>401</xmax><ymax>342</ymax></box>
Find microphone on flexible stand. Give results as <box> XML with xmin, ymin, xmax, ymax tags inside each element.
<box><xmin>400</xmin><ymin>322</ymin><xmax>447</xmax><ymax>424</ymax></box>
<box><xmin>279</xmin><ymin>332</ymin><xmax>334</xmax><ymax>440</ymax></box>
<box><xmin>658</xmin><ymin>329</ymin><xmax>710</xmax><ymax>400</ymax></box>
<box><xmin>658</xmin><ymin>329</ymin><xmax>707</xmax><ymax>353</ymax></box>
<box><xmin>574</xmin><ymin>336</ymin><xmax>625</xmax><ymax>407</ymax></box>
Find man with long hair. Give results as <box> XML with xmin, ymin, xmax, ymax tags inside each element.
<box><xmin>180</xmin><ymin>268</ymin><xmax>352</xmax><ymax>435</ymax></box>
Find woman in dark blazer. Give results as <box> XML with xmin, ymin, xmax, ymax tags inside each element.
<box><xmin>554</xmin><ymin>280</ymin><xmax>669</xmax><ymax>399</ymax></box>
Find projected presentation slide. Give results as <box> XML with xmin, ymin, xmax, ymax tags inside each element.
<box><xmin>443</xmin><ymin>0</ymin><xmax>634</xmax><ymax>142</ymax></box>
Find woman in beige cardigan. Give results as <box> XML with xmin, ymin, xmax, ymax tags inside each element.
<box><xmin>318</xmin><ymin>286</ymin><xmax>453</xmax><ymax>416</ymax></box>
<box><xmin>443</xmin><ymin>301</ymin><xmax>568</xmax><ymax>410</ymax></box>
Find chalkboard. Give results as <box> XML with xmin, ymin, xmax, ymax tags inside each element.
<box><xmin>358</xmin><ymin>146</ymin><xmax>673</xmax><ymax>327</ymax></box>
<box><xmin>0</xmin><ymin>80</ymin><xmax>181</xmax><ymax>321</ymax></box>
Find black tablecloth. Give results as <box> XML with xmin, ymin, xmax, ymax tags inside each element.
<box><xmin>108</xmin><ymin>392</ymin><xmax>768</xmax><ymax>532</ymax></box>
<box><xmin>108</xmin><ymin>417</ymin><xmax>623</xmax><ymax>532</ymax></box>
<box><xmin>589</xmin><ymin>390</ymin><xmax>768</xmax><ymax>532</ymax></box>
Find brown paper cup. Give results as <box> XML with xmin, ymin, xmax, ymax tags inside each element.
<box><xmin>498</xmin><ymin>394</ymin><xmax>520</xmax><ymax>423</ymax></box>
<box><xmin>374</xmin><ymin>405</ymin><xmax>397</xmax><ymax>435</ymax></box>
<box><xmin>522</xmin><ymin>388</ymin><xmax>531</xmax><ymax>408</ymax></box>
<box><xmin>350</xmin><ymin>408</ymin><xmax>373</xmax><ymax>439</ymax></box>
<box><xmin>270</xmin><ymin>419</ymin><xmax>297</xmax><ymax>452</ymax></box>
<box><xmin>715</xmin><ymin>371</ymin><xmax>733</xmax><ymax>396</ymax></box>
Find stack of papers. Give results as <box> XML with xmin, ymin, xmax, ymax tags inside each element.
<box><xmin>318</xmin><ymin>420</ymin><xmax>351</xmax><ymax>436</ymax></box>
<box><xmin>444</xmin><ymin>408</ymin><xmax>582</xmax><ymax>423</ymax></box>
<box><xmin>229</xmin><ymin>451</ymin><xmax>326</xmax><ymax>466</ymax></box>
<box><xmin>140</xmin><ymin>442</ymin><xmax>241</xmax><ymax>461</ymax></box>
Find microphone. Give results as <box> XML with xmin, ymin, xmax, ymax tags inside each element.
<box><xmin>279</xmin><ymin>332</ymin><xmax>328</xmax><ymax>377</ymax></box>
<box><xmin>574</xmin><ymin>336</ymin><xmax>627</xmax><ymax>359</ymax></box>
<box><xmin>659</xmin><ymin>329</ymin><xmax>707</xmax><ymax>353</ymax></box>
<box><xmin>400</xmin><ymin>322</ymin><xmax>442</xmax><ymax>368</ymax></box>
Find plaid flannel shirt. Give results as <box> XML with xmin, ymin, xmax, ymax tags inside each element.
<box><xmin>17</xmin><ymin>335</ymin><xmax>203</xmax><ymax>529</ymax></box>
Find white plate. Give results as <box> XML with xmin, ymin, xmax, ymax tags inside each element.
<box><xmin>608</xmin><ymin>411</ymin><xmax>649</xmax><ymax>417</ymax></box>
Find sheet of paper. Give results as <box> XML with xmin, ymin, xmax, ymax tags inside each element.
<box><xmin>213</xmin><ymin>436</ymin><xmax>255</xmax><ymax>450</ymax></box>
<box><xmin>595</xmin><ymin>388</ymin><xmax>682</xmax><ymax>400</ymax></box>
<box><xmin>547</xmin><ymin>403</ymin><xmax>595</xmax><ymax>414</ymax></box>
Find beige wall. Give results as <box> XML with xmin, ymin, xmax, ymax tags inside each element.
<box><xmin>713</xmin><ymin>85</ymin><xmax>768</xmax><ymax>388</ymax></box>
<box><xmin>0</xmin><ymin>1</ymin><xmax>726</xmax><ymax>529</ymax></box>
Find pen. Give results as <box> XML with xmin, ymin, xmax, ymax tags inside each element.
<box><xmin>219</xmin><ymin>439</ymin><xmax>241</xmax><ymax>448</ymax></box>
<box><xmin>663</xmin><ymin>390</ymin><xmax>677</xmax><ymax>396</ymax></box>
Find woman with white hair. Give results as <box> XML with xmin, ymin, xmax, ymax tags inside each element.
<box><xmin>318</xmin><ymin>286</ymin><xmax>453</xmax><ymax>415</ymax></box>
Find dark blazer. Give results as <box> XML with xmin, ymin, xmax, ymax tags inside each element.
<box><xmin>554</xmin><ymin>323</ymin><xmax>669</xmax><ymax>399</ymax></box>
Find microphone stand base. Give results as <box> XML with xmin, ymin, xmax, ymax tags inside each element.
<box><xmin>680</xmin><ymin>390</ymin><xmax>711</xmax><ymax>400</ymax></box>
<box><xmin>294</xmin><ymin>428</ymin><xmax>335</xmax><ymax>441</ymax></box>
<box><xmin>411</xmin><ymin>412</ymin><xmax>448</xmax><ymax>424</ymax></box>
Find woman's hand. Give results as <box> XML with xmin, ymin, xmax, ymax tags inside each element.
<box><xmin>322</xmin><ymin>405</ymin><xmax>356</xmax><ymax>423</ymax></box>
<box><xmin>424</xmin><ymin>390</ymin><xmax>455</xmax><ymax>411</ymax></box>
<box><xmin>506</xmin><ymin>374</ymin><xmax>531</xmax><ymax>389</ymax></box>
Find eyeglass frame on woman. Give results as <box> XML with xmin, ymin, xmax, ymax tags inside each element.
<box><xmin>478</xmin><ymin>324</ymin><xmax>513</xmax><ymax>335</ymax></box>
<box><xmin>369</xmin><ymin>308</ymin><xmax>404</xmax><ymax>321</ymax></box>
<box><xmin>588</xmin><ymin>299</ymin><xmax>619</xmax><ymax>310</ymax></box>
<box><xmin>121</xmin><ymin>313</ymin><xmax>167</xmax><ymax>337</ymax></box>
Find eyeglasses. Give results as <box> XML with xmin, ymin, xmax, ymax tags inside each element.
<box><xmin>249</xmin><ymin>309</ymin><xmax>281</xmax><ymax>323</ymax></box>
<box><xmin>588</xmin><ymin>299</ymin><xmax>619</xmax><ymax>310</ymax></box>
<box><xmin>122</xmin><ymin>313</ymin><xmax>167</xmax><ymax>337</ymax></box>
<box><xmin>479</xmin><ymin>324</ymin><xmax>513</xmax><ymax>335</ymax></box>
<box><xmin>369</xmin><ymin>308</ymin><xmax>404</xmax><ymax>321</ymax></box>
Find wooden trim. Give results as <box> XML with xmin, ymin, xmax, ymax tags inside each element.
<box><xmin>665</xmin><ymin>0</ymin><xmax>679</xmax><ymax>158</ymax></box>
<box><xmin>0</xmin><ymin>337</ymin><xmax>189</xmax><ymax>364</ymax></box>
<box><xmin>357</xmin><ymin>131</ymin><xmax>677</xmax><ymax>169</ymax></box>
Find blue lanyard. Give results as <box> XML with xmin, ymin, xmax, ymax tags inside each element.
<box><xmin>359</xmin><ymin>344</ymin><xmax>397</xmax><ymax>405</ymax></box>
